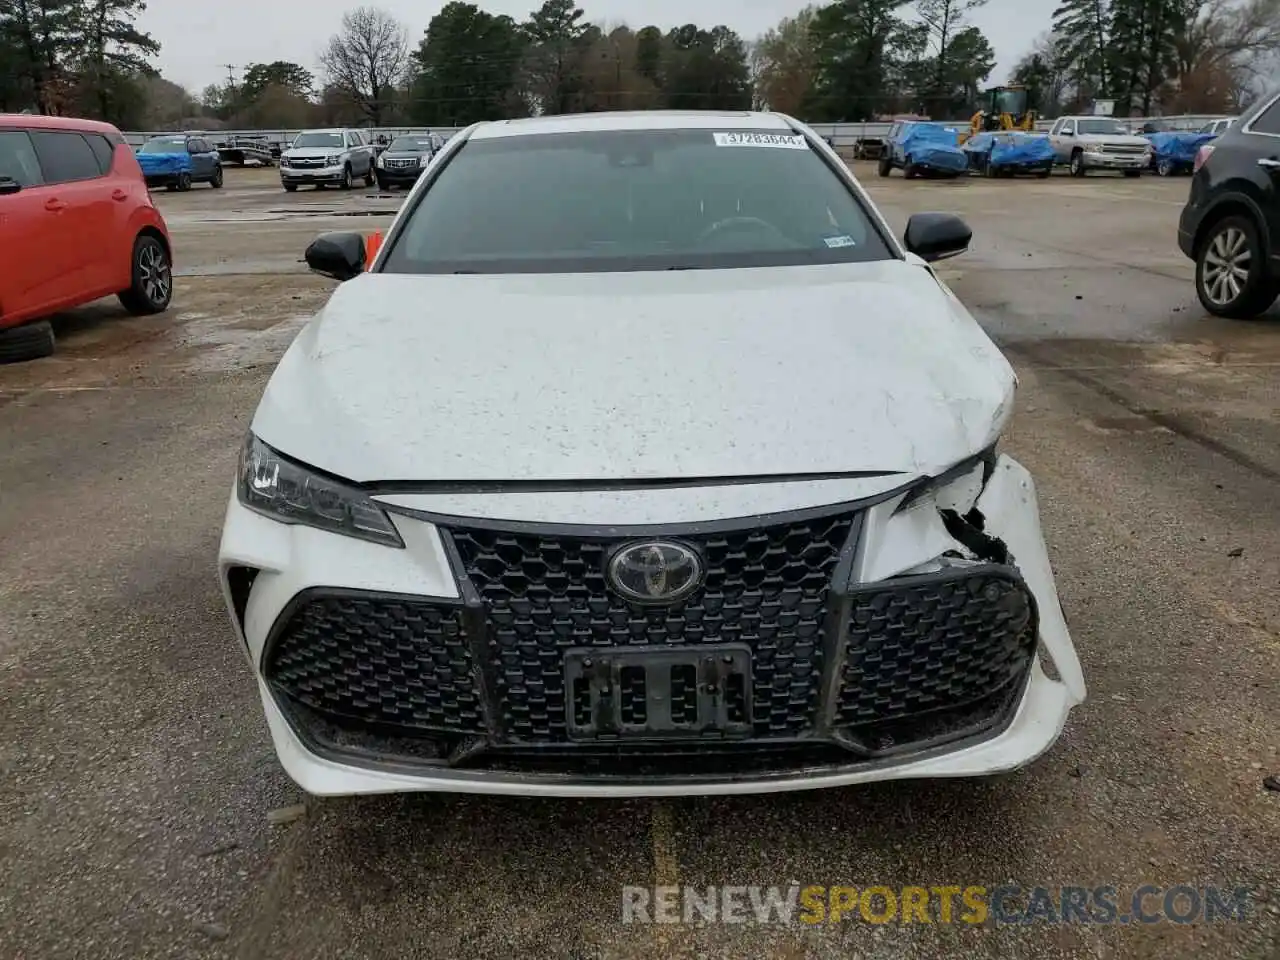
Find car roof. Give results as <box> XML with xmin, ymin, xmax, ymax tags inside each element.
<box><xmin>298</xmin><ymin>128</ymin><xmax>353</xmax><ymax>134</ymax></box>
<box><xmin>469</xmin><ymin>110</ymin><xmax>793</xmax><ymax>141</ymax></box>
<box><xmin>0</xmin><ymin>113</ymin><xmax>121</xmax><ymax>134</ymax></box>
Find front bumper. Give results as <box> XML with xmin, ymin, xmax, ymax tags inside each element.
<box><xmin>377</xmin><ymin>166</ymin><xmax>424</xmax><ymax>184</ymax></box>
<box><xmin>280</xmin><ymin>164</ymin><xmax>347</xmax><ymax>184</ymax></box>
<box><xmin>1082</xmin><ymin>152</ymin><xmax>1149</xmax><ymax>169</ymax></box>
<box><xmin>143</xmin><ymin>173</ymin><xmax>185</xmax><ymax>186</ymax></box>
<box><xmin>218</xmin><ymin>455</ymin><xmax>1086</xmax><ymax>797</ymax></box>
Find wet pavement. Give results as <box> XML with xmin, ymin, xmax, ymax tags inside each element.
<box><xmin>1</xmin><ymin>165</ymin><xmax>1278</xmax><ymax>960</ymax></box>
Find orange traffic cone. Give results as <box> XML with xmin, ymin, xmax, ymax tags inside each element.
<box><xmin>365</xmin><ymin>231</ymin><xmax>383</xmax><ymax>268</ymax></box>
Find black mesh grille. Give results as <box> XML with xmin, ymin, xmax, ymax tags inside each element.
<box><xmin>837</xmin><ymin>568</ymin><xmax>1036</xmax><ymax>729</ymax></box>
<box><xmin>447</xmin><ymin>513</ymin><xmax>857</xmax><ymax>742</ymax></box>
<box><xmin>265</xmin><ymin>594</ymin><xmax>486</xmax><ymax>735</ymax></box>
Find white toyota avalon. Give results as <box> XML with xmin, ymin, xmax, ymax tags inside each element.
<box><xmin>217</xmin><ymin>110</ymin><xmax>1086</xmax><ymax>797</ymax></box>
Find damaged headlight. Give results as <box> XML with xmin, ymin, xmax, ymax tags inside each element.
<box><xmin>896</xmin><ymin>446</ymin><xmax>998</xmax><ymax>514</ymax></box>
<box><xmin>237</xmin><ymin>433</ymin><xmax>404</xmax><ymax>547</ymax></box>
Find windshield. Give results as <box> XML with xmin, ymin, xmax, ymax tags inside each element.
<box><xmin>1077</xmin><ymin>119</ymin><xmax>1127</xmax><ymax>135</ymax></box>
<box><xmin>293</xmin><ymin>132</ymin><xmax>344</xmax><ymax>149</ymax></box>
<box><xmin>140</xmin><ymin>138</ymin><xmax>187</xmax><ymax>154</ymax></box>
<box><xmin>381</xmin><ymin>128</ymin><xmax>891</xmax><ymax>275</ymax></box>
<box><xmin>992</xmin><ymin>90</ymin><xmax>1027</xmax><ymax>115</ymax></box>
<box><xmin>389</xmin><ymin>137</ymin><xmax>434</xmax><ymax>152</ymax></box>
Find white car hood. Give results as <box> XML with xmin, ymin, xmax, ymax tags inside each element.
<box><xmin>252</xmin><ymin>261</ymin><xmax>1015</xmax><ymax>484</ymax></box>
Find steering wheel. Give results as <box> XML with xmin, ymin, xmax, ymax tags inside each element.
<box><xmin>695</xmin><ymin>216</ymin><xmax>785</xmax><ymax>245</ymax></box>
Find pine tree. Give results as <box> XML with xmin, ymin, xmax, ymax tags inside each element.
<box><xmin>1108</xmin><ymin>0</ymin><xmax>1181</xmax><ymax>114</ymax></box>
<box><xmin>1051</xmin><ymin>0</ymin><xmax>1110</xmax><ymax>101</ymax></box>
<box><xmin>77</xmin><ymin>0</ymin><xmax>160</xmax><ymax>122</ymax></box>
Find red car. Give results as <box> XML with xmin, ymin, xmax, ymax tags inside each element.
<box><xmin>0</xmin><ymin>114</ymin><xmax>173</xmax><ymax>363</ymax></box>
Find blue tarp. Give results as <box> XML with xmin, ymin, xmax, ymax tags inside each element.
<box><xmin>136</xmin><ymin>143</ymin><xmax>192</xmax><ymax>177</ymax></box>
<box><xmin>963</xmin><ymin>131</ymin><xmax>1055</xmax><ymax>167</ymax></box>
<box><xmin>896</xmin><ymin>123</ymin><xmax>968</xmax><ymax>173</ymax></box>
<box><xmin>1145</xmin><ymin>131</ymin><xmax>1215</xmax><ymax>165</ymax></box>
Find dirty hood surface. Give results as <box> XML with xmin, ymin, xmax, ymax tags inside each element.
<box><xmin>252</xmin><ymin>261</ymin><xmax>1015</xmax><ymax>484</ymax></box>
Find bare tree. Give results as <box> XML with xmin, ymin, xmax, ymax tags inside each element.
<box><xmin>319</xmin><ymin>6</ymin><xmax>409</xmax><ymax>126</ymax></box>
<box><xmin>1170</xmin><ymin>0</ymin><xmax>1280</xmax><ymax>110</ymax></box>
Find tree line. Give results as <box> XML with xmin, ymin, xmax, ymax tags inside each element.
<box><xmin>2</xmin><ymin>0</ymin><xmax>1278</xmax><ymax>131</ymax></box>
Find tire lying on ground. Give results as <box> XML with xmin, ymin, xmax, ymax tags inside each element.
<box><xmin>0</xmin><ymin>320</ymin><xmax>55</xmax><ymax>364</ymax></box>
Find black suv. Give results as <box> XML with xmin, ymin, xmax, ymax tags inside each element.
<box><xmin>1179</xmin><ymin>91</ymin><xmax>1280</xmax><ymax>318</ymax></box>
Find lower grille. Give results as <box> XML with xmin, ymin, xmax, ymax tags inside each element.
<box><xmin>836</xmin><ymin>568</ymin><xmax>1036</xmax><ymax>739</ymax></box>
<box><xmin>265</xmin><ymin>592</ymin><xmax>486</xmax><ymax>735</ymax></box>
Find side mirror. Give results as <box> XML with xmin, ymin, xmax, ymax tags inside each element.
<box><xmin>305</xmin><ymin>232</ymin><xmax>366</xmax><ymax>281</ymax></box>
<box><xmin>0</xmin><ymin>177</ymin><xmax>21</xmax><ymax>196</ymax></box>
<box><xmin>903</xmin><ymin>212</ymin><xmax>972</xmax><ymax>263</ymax></box>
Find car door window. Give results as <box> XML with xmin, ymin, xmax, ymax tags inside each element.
<box><xmin>84</xmin><ymin>133</ymin><xmax>115</xmax><ymax>173</ymax></box>
<box><xmin>1249</xmin><ymin>98</ymin><xmax>1280</xmax><ymax>135</ymax></box>
<box><xmin>29</xmin><ymin>131</ymin><xmax>102</xmax><ymax>184</ymax></box>
<box><xmin>0</xmin><ymin>129</ymin><xmax>45</xmax><ymax>186</ymax></box>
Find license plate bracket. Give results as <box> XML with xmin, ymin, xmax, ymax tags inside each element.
<box><xmin>565</xmin><ymin>645</ymin><xmax>754</xmax><ymax>740</ymax></box>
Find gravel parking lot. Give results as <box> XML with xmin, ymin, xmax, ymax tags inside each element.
<box><xmin>1</xmin><ymin>165</ymin><xmax>1277</xmax><ymax>960</ymax></box>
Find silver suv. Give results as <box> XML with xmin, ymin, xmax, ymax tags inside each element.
<box><xmin>1048</xmin><ymin>116</ymin><xmax>1153</xmax><ymax>177</ymax></box>
<box><xmin>280</xmin><ymin>129</ymin><xmax>376</xmax><ymax>192</ymax></box>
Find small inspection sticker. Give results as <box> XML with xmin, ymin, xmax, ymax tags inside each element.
<box><xmin>824</xmin><ymin>235</ymin><xmax>857</xmax><ymax>248</ymax></box>
<box><xmin>713</xmin><ymin>132</ymin><xmax>808</xmax><ymax>149</ymax></box>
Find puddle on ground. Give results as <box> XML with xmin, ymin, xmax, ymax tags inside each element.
<box><xmin>176</xmin><ymin>310</ymin><xmax>313</xmax><ymax>373</ymax></box>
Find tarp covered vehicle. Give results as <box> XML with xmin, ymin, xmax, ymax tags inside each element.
<box><xmin>1144</xmin><ymin>131</ymin><xmax>1216</xmax><ymax>176</ymax></box>
<box><xmin>136</xmin><ymin>135</ymin><xmax>223</xmax><ymax>191</ymax></box>
<box><xmin>963</xmin><ymin>131</ymin><xmax>1055</xmax><ymax>178</ymax></box>
<box><xmin>878</xmin><ymin>122</ymin><xmax>968</xmax><ymax>178</ymax></box>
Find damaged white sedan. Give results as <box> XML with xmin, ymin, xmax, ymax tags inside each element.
<box><xmin>217</xmin><ymin>110</ymin><xmax>1085</xmax><ymax>797</ymax></box>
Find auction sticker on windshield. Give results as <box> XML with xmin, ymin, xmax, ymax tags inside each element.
<box><xmin>713</xmin><ymin>132</ymin><xmax>808</xmax><ymax>149</ymax></box>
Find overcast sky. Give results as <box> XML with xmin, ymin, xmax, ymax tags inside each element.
<box><xmin>145</xmin><ymin>0</ymin><xmax>1055</xmax><ymax>95</ymax></box>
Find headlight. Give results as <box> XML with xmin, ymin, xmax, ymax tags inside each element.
<box><xmin>418</xmin><ymin>154</ymin><xmax>430</xmax><ymax>167</ymax></box>
<box><xmin>237</xmin><ymin>434</ymin><xmax>403</xmax><ymax>547</ymax></box>
<box><xmin>896</xmin><ymin>446</ymin><xmax>998</xmax><ymax>514</ymax></box>
<box><xmin>376</xmin><ymin>154</ymin><xmax>384</xmax><ymax>168</ymax></box>
<box><xmin>1084</xmin><ymin>143</ymin><xmax>1104</xmax><ymax>153</ymax></box>
<box><xmin>280</xmin><ymin>156</ymin><xmax>291</xmax><ymax>168</ymax></box>
<box><xmin>327</xmin><ymin>154</ymin><xmax>341</xmax><ymax>165</ymax></box>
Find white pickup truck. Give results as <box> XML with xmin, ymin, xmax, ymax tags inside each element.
<box><xmin>1048</xmin><ymin>116</ymin><xmax>1153</xmax><ymax>177</ymax></box>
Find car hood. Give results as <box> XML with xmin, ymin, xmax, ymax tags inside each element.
<box><xmin>252</xmin><ymin>261</ymin><xmax>1016</xmax><ymax>484</ymax></box>
<box><xmin>285</xmin><ymin>149</ymin><xmax>341</xmax><ymax>161</ymax></box>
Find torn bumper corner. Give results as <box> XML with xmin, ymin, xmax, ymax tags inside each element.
<box><xmin>975</xmin><ymin>454</ymin><xmax>1087</xmax><ymax>706</ymax></box>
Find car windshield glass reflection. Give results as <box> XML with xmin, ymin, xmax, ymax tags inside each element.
<box><xmin>140</xmin><ymin>138</ymin><xmax>187</xmax><ymax>153</ymax></box>
<box><xmin>382</xmin><ymin>128</ymin><xmax>892</xmax><ymax>274</ymax></box>
<box><xmin>293</xmin><ymin>133</ymin><xmax>344</xmax><ymax>149</ymax></box>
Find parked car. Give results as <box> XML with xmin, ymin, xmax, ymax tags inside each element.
<box><xmin>219</xmin><ymin>110</ymin><xmax>1085</xmax><ymax>798</ymax></box>
<box><xmin>374</xmin><ymin>133</ymin><xmax>444</xmax><ymax>191</ymax></box>
<box><xmin>135</xmin><ymin>134</ymin><xmax>223</xmax><ymax>190</ymax></box>
<box><xmin>1178</xmin><ymin>91</ymin><xmax>1280</xmax><ymax>318</ymax></box>
<box><xmin>963</xmin><ymin>131</ymin><xmax>1054</xmax><ymax>178</ymax></box>
<box><xmin>877</xmin><ymin>121</ymin><xmax>968</xmax><ymax>178</ymax></box>
<box><xmin>1145</xmin><ymin>130</ymin><xmax>1217</xmax><ymax>176</ymax></box>
<box><xmin>1198</xmin><ymin>117</ymin><xmax>1238</xmax><ymax>137</ymax></box>
<box><xmin>1047</xmin><ymin>116</ymin><xmax>1152</xmax><ymax>176</ymax></box>
<box><xmin>279</xmin><ymin>129</ymin><xmax>376</xmax><ymax>192</ymax></box>
<box><xmin>0</xmin><ymin>114</ymin><xmax>173</xmax><ymax>363</ymax></box>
